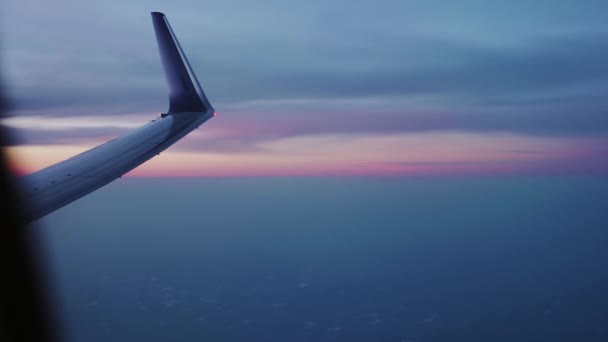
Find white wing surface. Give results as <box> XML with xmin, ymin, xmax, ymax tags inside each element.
<box><xmin>21</xmin><ymin>12</ymin><xmax>215</xmax><ymax>223</ymax></box>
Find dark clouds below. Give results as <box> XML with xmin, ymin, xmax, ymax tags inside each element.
<box><xmin>3</xmin><ymin>0</ymin><xmax>608</xmax><ymax>144</ymax></box>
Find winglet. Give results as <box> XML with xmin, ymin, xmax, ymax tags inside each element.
<box><xmin>151</xmin><ymin>12</ymin><xmax>214</xmax><ymax>114</ymax></box>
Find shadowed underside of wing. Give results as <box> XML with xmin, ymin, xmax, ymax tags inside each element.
<box><xmin>20</xmin><ymin>12</ymin><xmax>215</xmax><ymax>223</ymax></box>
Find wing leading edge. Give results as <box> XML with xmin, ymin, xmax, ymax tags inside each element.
<box><xmin>20</xmin><ymin>12</ymin><xmax>215</xmax><ymax>223</ymax></box>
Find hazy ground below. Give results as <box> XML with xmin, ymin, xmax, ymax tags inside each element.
<box><xmin>36</xmin><ymin>176</ymin><xmax>608</xmax><ymax>341</ymax></box>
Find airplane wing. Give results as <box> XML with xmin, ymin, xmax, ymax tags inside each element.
<box><xmin>20</xmin><ymin>12</ymin><xmax>215</xmax><ymax>223</ymax></box>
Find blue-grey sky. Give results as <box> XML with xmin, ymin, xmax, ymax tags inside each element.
<box><xmin>2</xmin><ymin>0</ymin><xmax>608</xmax><ymax>176</ymax></box>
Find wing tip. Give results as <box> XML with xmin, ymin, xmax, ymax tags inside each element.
<box><xmin>151</xmin><ymin>11</ymin><xmax>213</xmax><ymax>114</ymax></box>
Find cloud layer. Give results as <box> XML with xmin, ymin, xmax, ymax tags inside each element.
<box><xmin>3</xmin><ymin>0</ymin><xmax>608</xmax><ymax>175</ymax></box>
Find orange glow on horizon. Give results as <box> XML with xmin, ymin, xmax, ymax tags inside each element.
<box><xmin>5</xmin><ymin>132</ymin><xmax>606</xmax><ymax>178</ymax></box>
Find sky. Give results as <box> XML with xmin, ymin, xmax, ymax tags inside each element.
<box><xmin>2</xmin><ymin>0</ymin><xmax>608</xmax><ymax>177</ymax></box>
